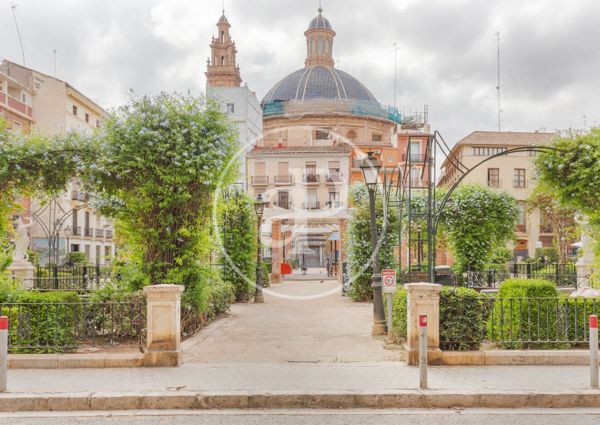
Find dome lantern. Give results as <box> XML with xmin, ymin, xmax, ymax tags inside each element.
<box><xmin>304</xmin><ymin>7</ymin><xmax>335</xmax><ymax>67</ymax></box>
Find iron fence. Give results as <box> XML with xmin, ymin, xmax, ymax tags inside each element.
<box><xmin>0</xmin><ymin>300</ymin><xmax>145</xmax><ymax>353</ymax></box>
<box><xmin>464</xmin><ymin>263</ymin><xmax>578</xmax><ymax>289</ymax></box>
<box><xmin>32</xmin><ymin>265</ymin><xmax>111</xmax><ymax>291</ymax></box>
<box><xmin>480</xmin><ymin>296</ymin><xmax>600</xmax><ymax>348</ymax></box>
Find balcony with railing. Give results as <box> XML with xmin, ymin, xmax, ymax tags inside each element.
<box><xmin>95</xmin><ymin>228</ymin><xmax>104</xmax><ymax>238</ymax></box>
<box><xmin>302</xmin><ymin>201</ymin><xmax>321</xmax><ymax>210</ymax></box>
<box><xmin>72</xmin><ymin>226</ymin><xmax>82</xmax><ymax>237</ymax></box>
<box><xmin>251</xmin><ymin>175</ymin><xmax>269</xmax><ymax>186</ymax></box>
<box><xmin>274</xmin><ymin>175</ymin><xmax>293</xmax><ymax>185</ymax></box>
<box><xmin>325</xmin><ymin>171</ymin><xmax>342</xmax><ymax>184</ymax></box>
<box><xmin>302</xmin><ymin>174</ymin><xmax>320</xmax><ymax>185</ymax></box>
<box><xmin>402</xmin><ymin>153</ymin><xmax>427</xmax><ymax>163</ymax></box>
<box><xmin>326</xmin><ymin>201</ymin><xmax>343</xmax><ymax>208</ymax></box>
<box><xmin>84</xmin><ymin>227</ymin><xmax>93</xmax><ymax>237</ymax></box>
<box><xmin>0</xmin><ymin>89</ymin><xmax>33</xmax><ymax>119</ymax></box>
<box><xmin>539</xmin><ymin>224</ymin><xmax>553</xmax><ymax>234</ymax></box>
<box><xmin>105</xmin><ymin>229</ymin><xmax>114</xmax><ymax>239</ymax></box>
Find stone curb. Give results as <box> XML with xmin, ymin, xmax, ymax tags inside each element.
<box><xmin>8</xmin><ymin>353</ymin><xmax>144</xmax><ymax>369</ymax></box>
<box><xmin>1</xmin><ymin>390</ymin><xmax>600</xmax><ymax>411</ymax></box>
<box><xmin>441</xmin><ymin>350</ymin><xmax>600</xmax><ymax>366</ymax></box>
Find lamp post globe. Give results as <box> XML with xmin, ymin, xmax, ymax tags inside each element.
<box><xmin>254</xmin><ymin>194</ymin><xmax>268</xmax><ymax>303</ymax></box>
<box><xmin>360</xmin><ymin>151</ymin><xmax>387</xmax><ymax>335</ymax></box>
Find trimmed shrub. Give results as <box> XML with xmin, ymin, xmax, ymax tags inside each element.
<box><xmin>491</xmin><ymin>278</ymin><xmax>560</xmax><ymax>348</ymax></box>
<box><xmin>439</xmin><ymin>287</ymin><xmax>486</xmax><ymax>351</ymax></box>
<box><xmin>204</xmin><ymin>280</ymin><xmax>235</xmax><ymax>321</ymax></box>
<box><xmin>10</xmin><ymin>291</ymin><xmax>80</xmax><ymax>353</ymax></box>
<box><xmin>389</xmin><ymin>287</ymin><xmax>407</xmax><ymax>342</ymax></box>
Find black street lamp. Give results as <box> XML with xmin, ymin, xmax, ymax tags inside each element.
<box><xmin>360</xmin><ymin>151</ymin><xmax>387</xmax><ymax>335</ymax></box>
<box><xmin>254</xmin><ymin>194</ymin><xmax>268</xmax><ymax>303</ymax></box>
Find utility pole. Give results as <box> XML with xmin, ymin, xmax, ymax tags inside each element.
<box><xmin>495</xmin><ymin>31</ymin><xmax>501</xmax><ymax>132</ymax></box>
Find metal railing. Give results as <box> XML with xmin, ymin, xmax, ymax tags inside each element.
<box><xmin>326</xmin><ymin>171</ymin><xmax>342</xmax><ymax>183</ymax></box>
<box><xmin>302</xmin><ymin>174</ymin><xmax>320</xmax><ymax>183</ymax></box>
<box><xmin>302</xmin><ymin>201</ymin><xmax>320</xmax><ymax>210</ymax></box>
<box><xmin>482</xmin><ymin>297</ymin><xmax>600</xmax><ymax>348</ymax></box>
<box><xmin>105</xmin><ymin>229</ymin><xmax>114</xmax><ymax>239</ymax></box>
<box><xmin>84</xmin><ymin>227</ymin><xmax>93</xmax><ymax>237</ymax></box>
<box><xmin>32</xmin><ymin>265</ymin><xmax>111</xmax><ymax>291</ymax></box>
<box><xmin>95</xmin><ymin>228</ymin><xmax>104</xmax><ymax>238</ymax></box>
<box><xmin>464</xmin><ymin>263</ymin><xmax>578</xmax><ymax>289</ymax></box>
<box><xmin>274</xmin><ymin>175</ymin><xmax>293</xmax><ymax>184</ymax></box>
<box><xmin>251</xmin><ymin>175</ymin><xmax>269</xmax><ymax>185</ymax></box>
<box><xmin>72</xmin><ymin>226</ymin><xmax>82</xmax><ymax>236</ymax></box>
<box><xmin>0</xmin><ymin>300</ymin><xmax>146</xmax><ymax>352</ymax></box>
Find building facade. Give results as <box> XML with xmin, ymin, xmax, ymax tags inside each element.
<box><xmin>1</xmin><ymin>60</ymin><xmax>115</xmax><ymax>265</ymax></box>
<box><xmin>205</xmin><ymin>12</ymin><xmax>262</xmax><ymax>185</ymax></box>
<box><xmin>438</xmin><ymin>131</ymin><xmax>557</xmax><ymax>259</ymax></box>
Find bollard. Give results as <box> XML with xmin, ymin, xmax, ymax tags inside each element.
<box><xmin>590</xmin><ymin>314</ymin><xmax>598</xmax><ymax>389</ymax></box>
<box><xmin>419</xmin><ymin>314</ymin><xmax>428</xmax><ymax>390</ymax></box>
<box><xmin>0</xmin><ymin>316</ymin><xmax>7</xmax><ymax>392</ymax></box>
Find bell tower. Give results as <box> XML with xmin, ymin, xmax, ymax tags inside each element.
<box><xmin>206</xmin><ymin>11</ymin><xmax>242</xmax><ymax>88</ymax></box>
<box><xmin>304</xmin><ymin>7</ymin><xmax>336</xmax><ymax>67</ymax></box>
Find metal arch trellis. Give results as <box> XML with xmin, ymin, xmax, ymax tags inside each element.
<box><xmin>22</xmin><ymin>196</ymin><xmax>92</xmax><ymax>265</ymax></box>
<box><xmin>388</xmin><ymin>131</ymin><xmax>566</xmax><ymax>284</ymax></box>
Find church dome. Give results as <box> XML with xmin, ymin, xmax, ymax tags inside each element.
<box><xmin>308</xmin><ymin>8</ymin><xmax>332</xmax><ymax>30</ymax></box>
<box><xmin>262</xmin><ymin>65</ymin><xmax>379</xmax><ymax>105</ymax></box>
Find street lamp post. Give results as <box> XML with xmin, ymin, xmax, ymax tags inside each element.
<box><xmin>254</xmin><ymin>194</ymin><xmax>267</xmax><ymax>304</ymax></box>
<box><xmin>360</xmin><ymin>151</ymin><xmax>387</xmax><ymax>335</ymax></box>
<box><xmin>63</xmin><ymin>225</ymin><xmax>72</xmax><ymax>265</ymax></box>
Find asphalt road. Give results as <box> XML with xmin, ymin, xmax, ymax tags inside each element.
<box><xmin>2</xmin><ymin>409</ymin><xmax>600</xmax><ymax>425</ymax></box>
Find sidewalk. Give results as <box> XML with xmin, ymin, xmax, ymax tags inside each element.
<box><xmin>2</xmin><ymin>362</ymin><xmax>600</xmax><ymax>411</ymax></box>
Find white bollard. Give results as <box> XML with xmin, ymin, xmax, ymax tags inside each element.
<box><xmin>419</xmin><ymin>314</ymin><xmax>428</xmax><ymax>390</ymax></box>
<box><xmin>0</xmin><ymin>316</ymin><xmax>8</xmax><ymax>392</ymax></box>
<box><xmin>590</xmin><ymin>314</ymin><xmax>598</xmax><ymax>389</ymax></box>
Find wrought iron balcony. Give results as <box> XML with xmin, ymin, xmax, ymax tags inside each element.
<box><xmin>302</xmin><ymin>201</ymin><xmax>320</xmax><ymax>210</ymax></box>
<box><xmin>325</xmin><ymin>171</ymin><xmax>342</xmax><ymax>183</ymax></box>
<box><xmin>84</xmin><ymin>227</ymin><xmax>93</xmax><ymax>237</ymax></box>
<box><xmin>105</xmin><ymin>229</ymin><xmax>114</xmax><ymax>239</ymax></box>
<box><xmin>274</xmin><ymin>175</ymin><xmax>293</xmax><ymax>184</ymax></box>
<box><xmin>302</xmin><ymin>174</ymin><xmax>320</xmax><ymax>184</ymax></box>
<box><xmin>251</xmin><ymin>175</ymin><xmax>269</xmax><ymax>185</ymax></box>
<box><xmin>95</xmin><ymin>228</ymin><xmax>104</xmax><ymax>238</ymax></box>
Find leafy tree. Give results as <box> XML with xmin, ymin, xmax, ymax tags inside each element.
<box><xmin>346</xmin><ymin>183</ymin><xmax>399</xmax><ymax>301</ymax></box>
<box><xmin>440</xmin><ymin>185</ymin><xmax>518</xmax><ymax>273</ymax></box>
<box><xmin>526</xmin><ymin>187</ymin><xmax>577</xmax><ymax>263</ymax></box>
<box><xmin>82</xmin><ymin>93</ymin><xmax>238</xmax><ymax>303</ymax></box>
<box><xmin>536</xmin><ymin>129</ymin><xmax>600</xmax><ymax>256</ymax></box>
<box><xmin>219</xmin><ymin>188</ymin><xmax>257</xmax><ymax>302</ymax></box>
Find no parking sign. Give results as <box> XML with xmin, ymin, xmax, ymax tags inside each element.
<box><xmin>382</xmin><ymin>269</ymin><xmax>397</xmax><ymax>293</ymax></box>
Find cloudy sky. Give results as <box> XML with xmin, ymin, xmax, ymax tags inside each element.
<box><xmin>1</xmin><ymin>0</ymin><xmax>599</xmax><ymax>144</ymax></box>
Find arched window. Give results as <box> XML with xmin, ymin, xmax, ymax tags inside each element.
<box><xmin>221</xmin><ymin>56</ymin><xmax>225</xmax><ymax>65</ymax></box>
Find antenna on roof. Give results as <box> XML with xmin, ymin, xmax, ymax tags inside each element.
<box><xmin>11</xmin><ymin>4</ymin><xmax>26</xmax><ymax>66</ymax></box>
<box><xmin>495</xmin><ymin>31</ymin><xmax>501</xmax><ymax>132</ymax></box>
<box><xmin>53</xmin><ymin>49</ymin><xmax>58</xmax><ymax>76</ymax></box>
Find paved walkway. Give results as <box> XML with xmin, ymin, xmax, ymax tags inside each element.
<box><xmin>183</xmin><ymin>280</ymin><xmax>401</xmax><ymax>363</ymax></box>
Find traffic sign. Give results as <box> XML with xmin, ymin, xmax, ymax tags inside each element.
<box><xmin>382</xmin><ymin>269</ymin><xmax>397</xmax><ymax>293</ymax></box>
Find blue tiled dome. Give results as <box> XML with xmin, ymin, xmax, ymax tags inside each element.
<box><xmin>262</xmin><ymin>65</ymin><xmax>379</xmax><ymax>105</ymax></box>
<box><xmin>308</xmin><ymin>8</ymin><xmax>332</xmax><ymax>30</ymax></box>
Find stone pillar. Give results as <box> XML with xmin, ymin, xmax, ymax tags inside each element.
<box><xmin>271</xmin><ymin>219</ymin><xmax>282</xmax><ymax>283</ymax></box>
<box><xmin>143</xmin><ymin>284</ymin><xmax>184</xmax><ymax>367</ymax></box>
<box><xmin>405</xmin><ymin>282</ymin><xmax>442</xmax><ymax>366</ymax></box>
<box><xmin>8</xmin><ymin>261</ymin><xmax>35</xmax><ymax>290</ymax></box>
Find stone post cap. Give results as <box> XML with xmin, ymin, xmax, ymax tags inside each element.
<box><xmin>144</xmin><ymin>284</ymin><xmax>185</xmax><ymax>299</ymax></box>
<box><xmin>404</xmin><ymin>282</ymin><xmax>442</xmax><ymax>294</ymax></box>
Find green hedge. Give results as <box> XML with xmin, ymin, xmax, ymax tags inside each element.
<box><xmin>491</xmin><ymin>278</ymin><xmax>560</xmax><ymax>349</ymax></box>
<box><xmin>389</xmin><ymin>287</ymin><xmax>407</xmax><ymax>342</ymax></box>
<box><xmin>440</xmin><ymin>287</ymin><xmax>486</xmax><ymax>351</ymax></box>
<box><xmin>9</xmin><ymin>291</ymin><xmax>81</xmax><ymax>353</ymax></box>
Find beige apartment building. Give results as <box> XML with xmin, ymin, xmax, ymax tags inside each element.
<box><xmin>438</xmin><ymin>131</ymin><xmax>557</xmax><ymax>259</ymax></box>
<box><xmin>1</xmin><ymin>60</ymin><xmax>114</xmax><ymax>265</ymax></box>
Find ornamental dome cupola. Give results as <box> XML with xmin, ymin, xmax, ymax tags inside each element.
<box><xmin>304</xmin><ymin>7</ymin><xmax>335</xmax><ymax>67</ymax></box>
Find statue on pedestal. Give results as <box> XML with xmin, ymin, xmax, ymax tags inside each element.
<box><xmin>12</xmin><ymin>216</ymin><xmax>32</xmax><ymax>262</ymax></box>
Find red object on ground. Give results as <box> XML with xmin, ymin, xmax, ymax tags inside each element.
<box><xmin>0</xmin><ymin>316</ymin><xmax>8</xmax><ymax>330</ymax></box>
<box><xmin>280</xmin><ymin>262</ymin><xmax>292</xmax><ymax>275</ymax></box>
<box><xmin>419</xmin><ymin>315</ymin><xmax>427</xmax><ymax>327</ymax></box>
<box><xmin>590</xmin><ymin>315</ymin><xmax>598</xmax><ymax>329</ymax></box>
